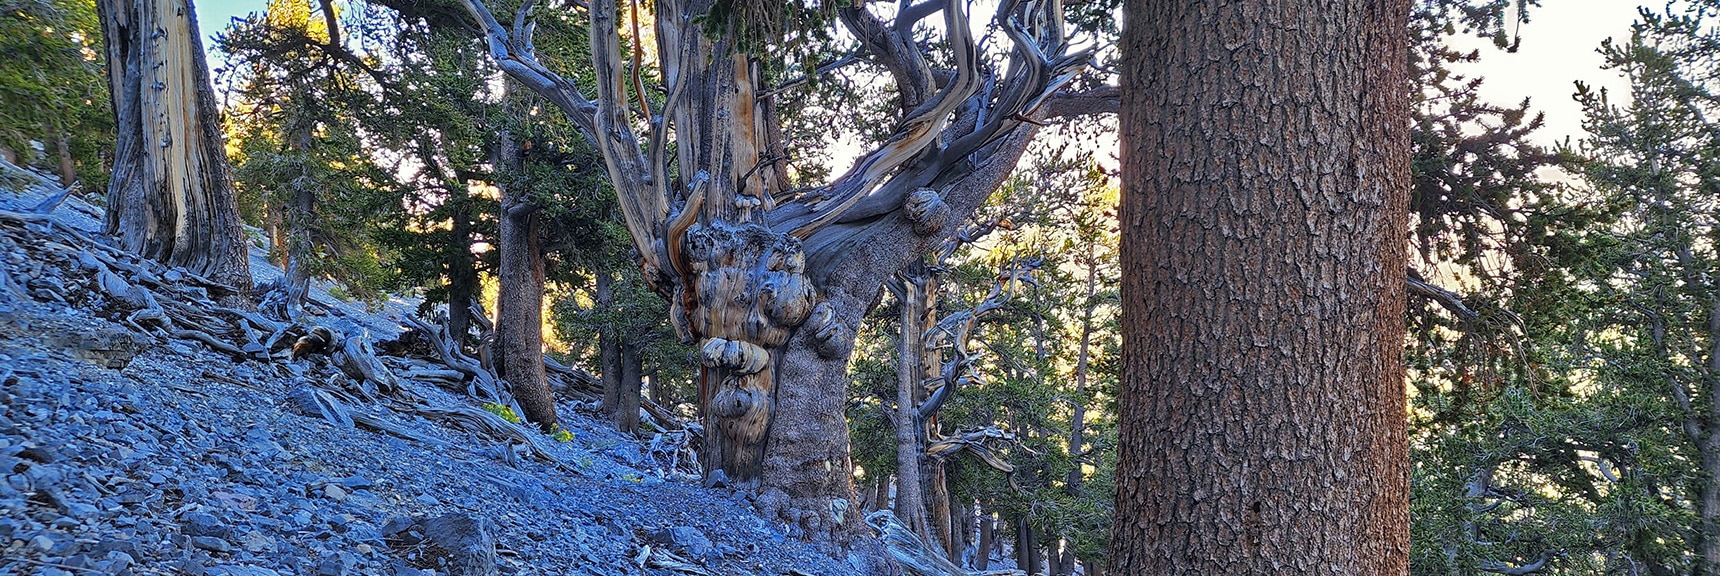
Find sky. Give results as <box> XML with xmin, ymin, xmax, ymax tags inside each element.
<box><xmin>194</xmin><ymin>0</ymin><xmax>264</xmax><ymax>48</ymax></box>
<box><xmin>1448</xmin><ymin>0</ymin><xmax>1644</xmax><ymax>148</ymax></box>
<box><xmin>192</xmin><ymin>0</ymin><xmax>1644</xmax><ymax>149</ymax></box>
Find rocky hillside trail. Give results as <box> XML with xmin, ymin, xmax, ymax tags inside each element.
<box><xmin>0</xmin><ymin>162</ymin><xmax>864</xmax><ymax>576</ymax></box>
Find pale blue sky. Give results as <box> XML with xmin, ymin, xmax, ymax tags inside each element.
<box><xmin>193</xmin><ymin>0</ymin><xmax>264</xmax><ymax>46</ymax></box>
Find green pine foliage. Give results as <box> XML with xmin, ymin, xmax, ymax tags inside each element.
<box><xmin>0</xmin><ymin>0</ymin><xmax>111</xmax><ymax>187</ymax></box>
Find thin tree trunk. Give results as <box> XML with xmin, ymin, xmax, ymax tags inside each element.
<box><xmin>891</xmin><ymin>275</ymin><xmax>932</xmax><ymax>543</ymax></box>
<box><xmin>950</xmin><ymin>499</ymin><xmax>971</xmax><ymax>566</ymax></box>
<box><xmin>1026</xmin><ymin>522</ymin><xmax>1043</xmax><ymax>575</ymax></box>
<box><xmin>596</xmin><ymin>268</ymin><xmax>624</xmax><ymax>427</ymax></box>
<box><xmin>493</xmin><ymin>129</ymin><xmax>556</xmax><ymax>429</ymax></box>
<box><xmin>97</xmin><ymin>0</ymin><xmax>253</xmax><ymax>296</ymax></box>
<box><xmin>1701</xmin><ymin>295</ymin><xmax>1720</xmax><ymax>575</ymax></box>
<box><xmin>1111</xmin><ymin>0</ymin><xmax>1411</xmax><ymax>574</ymax></box>
<box><xmin>54</xmin><ymin>131</ymin><xmax>76</xmax><ymax>188</ymax></box>
<box><xmin>1066</xmin><ymin>257</ymin><xmax>1098</xmax><ymax>493</ymax></box>
<box><xmin>976</xmin><ymin>509</ymin><xmax>993</xmax><ymax>570</ymax></box>
<box><xmin>446</xmin><ymin>191</ymin><xmax>476</xmax><ymax>345</ymax></box>
<box><xmin>932</xmin><ymin>461</ymin><xmax>954</xmax><ymax>559</ymax></box>
<box><xmin>871</xmin><ymin>478</ymin><xmax>890</xmax><ymax>513</ymax></box>
<box><xmin>646</xmin><ymin>371</ymin><xmax>666</xmax><ymax>408</ymax></box>
<box><xmin>616</xmin><ymin>341</ymin><xmax>642</xmax><ymax>434</ymax></box>
<box><xmin>283</xmin><ymin>123</ymin><xmax>314</xmax><ymax>317</ymax></box>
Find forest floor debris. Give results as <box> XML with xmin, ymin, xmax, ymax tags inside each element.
<box><xmin>0</xmin><ymin>162</ymin><xmax>858</xmax><ymax>575</ymax></box>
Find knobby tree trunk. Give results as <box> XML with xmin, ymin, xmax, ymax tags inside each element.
<box><xmin>97</xmin><ymin>0</ymin><xmax>253</xmax><ymax>295</ymax></box>
<box><xmin>493</xmin><ymin>129</ymin><xmax>557</xmax><ymax>429</ymax></box>
<box><xmin>1111</xmin><ymin>0</ymin><xmax>1411</xmax><ymax>574</ymax></box>
<box><xmin>451</xmin><ymin>0</ymin><xmax>1096</xmax><ymax>556</ymax></box>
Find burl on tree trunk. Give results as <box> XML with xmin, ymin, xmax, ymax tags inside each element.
<box><xmin>450</xmin><ymin>0</ymin><xmax>1101</xmax><ymax>555</ymax></box>
<box><xmin>98</xmin><ymin>0</ymin><xmax>253</xmax><ymax>295</ymax></box>
<box><xmin>685</xmin><ymin>223</ymin><xmax>815</xmax><ymax>479</ymax></box>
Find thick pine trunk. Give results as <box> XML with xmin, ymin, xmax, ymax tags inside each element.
<box><xmin>97</xmin><ymin>0</ymin><xmax>253</xmax><ymax>295</ymax></box>
<box><xmin>493</xmin><ymin>131</ymin><xmax>556</xmax><ymax>430</ymax></box>
<box><xmin>1111</xmin><ymin>0</ymin><xmax>1411</xmax><ymax>574</ymax></box>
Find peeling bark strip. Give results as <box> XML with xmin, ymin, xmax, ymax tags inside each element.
<box><xmin>97</xmin><ymin>0</ymin><xmax>253</xmax><ymax>295</ymax></box>
<box><xmin>1111</xmin><ymin>0</ymin><xmax>1411</xmax><ymax>574</ymax></box>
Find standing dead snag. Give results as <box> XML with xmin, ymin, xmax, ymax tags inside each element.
<box><xmin>444</xmin><ymin>0</ymin><xmax>1104</xmax><ymax>553</ymax></box>
<box><xmin>97</xmin><ymin>0</ymin><xmax>254</xmax><ymax>296</ymax></box>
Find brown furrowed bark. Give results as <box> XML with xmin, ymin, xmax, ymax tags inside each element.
<box><xmin>1110</xmin><ymin>0</ymin><xmax>1410</xmax><ymax>574</ymax></box>
<box><xmin>494</xmin><ymin>131</ymin><xmax>556</xmax><ymax>430</ymax></box>
<box><xmin>98</xmin><ymin>0</ymin><xmax>253</xmax><ymax>296</ymax></box>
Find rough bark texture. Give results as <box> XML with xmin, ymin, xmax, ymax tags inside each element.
<box><xmin>756</xmin><ymin>127</ymin><xmax>1045</xmax><ymax>557</ymax></box>
<box><xmin>97</xmin><ymin>0</ymin><xmax>253</xmax><ymax>294</ymax></box>
<box><xmin>1110</xmin><ymin>0</ymin><xmax>1411</xmax><ymax>574</ymax></box>
<box><xmin>493</xmin><ymin>131</ymin><xmax>556</xmax><ymax>430</ymax></box>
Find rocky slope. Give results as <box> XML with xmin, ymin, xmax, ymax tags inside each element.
<box><xmin>0</xmin><ymin>162</ymin><xmax>864</xmax><ymax>576</ymax></box>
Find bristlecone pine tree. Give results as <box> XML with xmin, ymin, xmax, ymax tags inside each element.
<box><xmin>1112</xmin><ymin>0</ymin><xmax>1412</xmax><ymax>573</ymax></box>
<box><xmin>97</xmin><ymin>0</ymin><xmax>253</xmax><ymax>294</ymax></box>
<box><xmin>413</xmin><ymin>0</ymin><xmax>1114</xmax><ymax>553</ymax></box>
